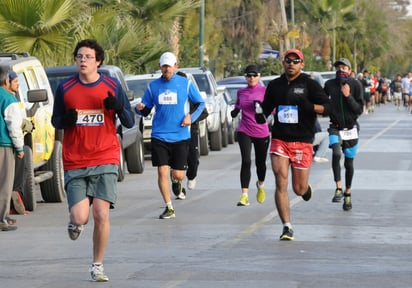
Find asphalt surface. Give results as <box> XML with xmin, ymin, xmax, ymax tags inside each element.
<box><xmin>1</xmin><ymin>103</ymin><xmax>412</xmax><ymax>288</ymax></box>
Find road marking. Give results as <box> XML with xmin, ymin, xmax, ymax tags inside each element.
<box><xmin>225</xmin><ymin>116</ymin><xmax>406</xmax><ymax>246</ymax></box>
<box><xmin>359</xmin><ymin>118</ymin><xmax>402</xmax><ymax>149</ymax></box>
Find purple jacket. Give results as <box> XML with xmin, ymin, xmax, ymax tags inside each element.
<box><xmin>235</xmin><ymin>84</ymin><xmax>269</xmax><ymax>138</ymax></box>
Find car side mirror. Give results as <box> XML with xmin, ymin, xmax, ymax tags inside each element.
<box><xmin>27</xmin><ymin>89</ymin><xmax>48</xmax><ymax>103</ymax></box>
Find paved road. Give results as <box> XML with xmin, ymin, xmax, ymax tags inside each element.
<box><xmin>1</xmin><ymin>103</ymin><xmax>411</xmax><ymax>288</ymax></box>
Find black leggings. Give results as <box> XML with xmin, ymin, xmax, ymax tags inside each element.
<box><xmin>237</xmin><ymin>131</ymin><xmax>269</xmax><ymax>189</ymax></box>
<box><xmin>186</xmin><ymin>128</ymin><xmax>199</xmax><ymax>180</ymax></box>
<box><xmin>331</xmin><ymin>143</ymin><xmax>354</xmax><ymax>189</ymax></box>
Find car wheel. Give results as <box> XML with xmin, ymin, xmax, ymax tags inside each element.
<box><xmin>117</xmin><ymin>134</ymin><xmax>125</xmax><ymax>182</ymax></box>
<box><xmin>210</xmin><ymin>124</ymin><xmax>222</xmax><ymax>151</ymax></box>
<box><xmin>221</xmin><ymin>117</ymin><xmax>228</xmax><ymax>147</ymax></box>
<box><xmin>40</xmin><ymin>141</ymin><xmax>66</xmax><ymax>202</ymax></box>
<box><xmin>227</xmin><ymin>120</ymin><xmax>234</xmax><ymax>144</ymax></box>
<box><xmin>125</xmin><ymin>133</ymin><xmax>145</xmax><ymax>174</ymax></box>
<box><xmin>199</xmin><ymin>120</ymin><xmax>209</xmax><ymax>156</ymax></box>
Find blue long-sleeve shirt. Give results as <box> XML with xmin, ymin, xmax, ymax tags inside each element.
<box><xmin>136</xmin><ymin>74</ymin><xmax>205</xmax><ymax>143</ymax></box>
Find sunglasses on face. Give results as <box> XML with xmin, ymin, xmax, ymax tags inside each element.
<box><xmin>284</xmin><ymin>58</ymin><xmax>302</xmax><ymax>64</ymax></box>
<box><xmin>246</xmin><ymin>73</ymin><xmax>259</xmax><ymax>78</ymax></box>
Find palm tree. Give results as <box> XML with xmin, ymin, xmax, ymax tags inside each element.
<box><xmin>0</xmin><ymin>0</ymin><xmax>91</xmax><ymax>67</ymax></box>
<box><xmin>298</xmin><ymin>0</ymin><xmax>355</xmax><ymax>67</ymax></box>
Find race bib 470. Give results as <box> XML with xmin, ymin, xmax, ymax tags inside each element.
<box><xmin>77</xmin><ymin>109</ymin><xmax>105</xmax><ymax>126</ymax></box>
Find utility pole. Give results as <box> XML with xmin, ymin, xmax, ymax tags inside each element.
<box><xmin>291</xmin><ymin>0</ymin><xmax>295</xmax><ymax>48</ymax></box>
<box><xmin>279</xmin><ymin>0</ymin><xmax>290</xmax><ymax>52</ymax></box>
<box><xmin>199</xmin><ymin>0</ymin><xmax>204</xmax><ymax>67</ymax></box>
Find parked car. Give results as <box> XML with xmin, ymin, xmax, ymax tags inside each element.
<box><xmin>126</xmin><ymin>72</ymin><xmax>209</xmax><ymax>156</ymax></box>
<box><xmin>217</xmin><ymin>85</ymin><xmax>240</xmax><ymax>144</ymax></box>
<box><xmin>319</xmin><ymin>71</ymin><xmax>336</xmax><ymax>83</ymax></box>
<box><xmin>177</xmin><ymin>67</ymin><xmax>225</xmax><ymax>152</ymax></box>
<box><xmin>0</xmin><ymin>52</ymin><xmax>65</xmax><ymax>211</ymax></box>
<box><xmin>217</xmin><ymin>75</ymin><xmax>265</xmax><ymax>86</ymax></box>
<box><xmin>216</xmin><ymin>81</ymin><xmax>247</xmax><ymax>144</ymax></box>
<box><xmin>125</xmin><ymin>73</ymin><xmax>159</xmax><ymax>153</ymax></box>
<box><xmin>46</xmin><ymin>65</ymin><xmax>145</xmax><ymax>181</ymax></box>
<box><xmin>304</xmin><ymin>71</ymin><xmax>326</xmax><ymax>87</ymax></box>
<box><xmin>260</xmin><ymin>75</ymin><xmax>280</xmax><ymax>86</ymax></box>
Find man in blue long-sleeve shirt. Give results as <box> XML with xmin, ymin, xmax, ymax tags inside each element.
<box><xmin>136</xmin><ymin>52</ymin><xmax>205</xmax><ymax>219</ymax></box>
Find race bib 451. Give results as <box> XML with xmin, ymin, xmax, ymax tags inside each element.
<box><xmin>277</xmin><ymin>105</ymin><xmax>298</xmax><ymax>123</ymax></box>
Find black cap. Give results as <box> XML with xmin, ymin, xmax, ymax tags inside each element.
<box><xmin>333</xmin><ymin>58</ymin><xmax>351</xmax><ymax>69</ymax></box>
<box><xmin>244</xmin><ymin>64</ymin><xmax>259</xmax><ymax>74</ymax></box>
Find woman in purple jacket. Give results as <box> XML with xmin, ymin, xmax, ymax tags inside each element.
<box><xmin>231</xmin><ymin>65</ymin><xmax>270</xmax><ymax>206</ymax></box>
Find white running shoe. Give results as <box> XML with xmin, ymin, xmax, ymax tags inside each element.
<box><xmin>313</xmin><ymin>156</ymin><xmax>329</xmax><ymax>163</ymax></box>
<box><xmin>89</xmin><ymin>263</ymin><xmax>109</xmax><ymax>282</ymax></box>
<box><xmin>176</xmin><ymin>188</ymin><xmax>186</xmax><ymax>200</ymax></box>
<box><xmin>187</xmin><ymin>178</ymin><xmax>196</xmax><ymax>190</ymax></box>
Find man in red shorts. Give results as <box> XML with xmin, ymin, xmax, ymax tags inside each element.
<box><xmin>259</xmin><ymin>49</ymin><xmax>330</xmax><ymax>240</ymax></box>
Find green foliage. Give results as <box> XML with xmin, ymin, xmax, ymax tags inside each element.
<box><xmin>0</xmin><ymin>0</ymin><xmax>411</xmax><ymax>79</ymax></box>
<box><xmin>0</xmin><ymin>0</ymin><xmax>89</xmax><ymax>67</ymax></box>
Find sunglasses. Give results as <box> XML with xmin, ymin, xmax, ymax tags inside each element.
<box><xmin>284</xmin><ymin>58</ymin><xmax>302</xmax><ymax>64</ymax></box>
<box><xmin>246</xmin><ymin>73</ymin><xmax>259</xmax><ymax>78</ymax></box>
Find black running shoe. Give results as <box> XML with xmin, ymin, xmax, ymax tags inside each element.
<box><xmin>302</xmin><ymin>184</ymin><xmax>312</xmax><ymax>201</ymax></box>
<box><xmin>332</xmin><ymin>188</ymin><xmax>343</xmax><ymax>202</ymax></box>
<box><xmin>343</xmin><ymin>194</ymin><xmax>352</xmax><ymax>211</ymax></box>
<box><xmin>279</xmin><ymin>226</ymin><xmax>294</xmax><ymax>241</ymax></box>
<box><xmin>159</xmin><ymin>206</ymin><xmax>175</xmax><ymax>219</ymax></box>
<box><xmin>171</xmin><ymin>180</ymin><xmax>182</xmax><ymax>197</ymax></box>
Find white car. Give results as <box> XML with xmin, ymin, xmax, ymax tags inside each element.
<box><xmin>178</xmin><ymin>67</ymin><xmax>225</xmax><ymax>153</ymax></box>
<box><xmin>125</xmin><ymin>73</ymin><xmax>159</xmax><ymax>153</ymax></box>
<box><xmin>260</xmin><ymin>75</ymin><xmax>280</xmax><ymax>86</ymax></box>
<box><xmin>126</xmin><ymin>72</ymin><xmax>209</xmax><ymax>156</ymax></box>
<box><xmin>319</xmin><ymin>71</ymin><xmax>336</xmax><ymax>83</ymax></box>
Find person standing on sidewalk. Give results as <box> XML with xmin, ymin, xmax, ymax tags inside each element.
<box><xmin>230</xmin><ymin>64</ymin><xmax>270</xmax><ymax>206</ymax></box>
<box><xmin>0</xmin><ymin>67</ymin><xmax>24</xmax><ymax>231</ymax></box>
<box><xmin>52</xmin><ymin>39</ymin><xmax>135</xmax><ymax>282</ymax></box>
<box><xmin>7</xmin><ymin>71</ymin><xmax>30</xmax><ymax>216</ymax></box>
<box><xmin>135</xmin><ymin>52</ymin><xmax>205</xmax><ymax>219</ymax></box>
<box><xmin>324</xmin><ymin>58</ymin><xmax>364</xmax><ymax>211</ymax></box>
<box><xmin>260</xmin><ymin>49</ymin><xmax>330</xmax><ymax>240</ymax></box>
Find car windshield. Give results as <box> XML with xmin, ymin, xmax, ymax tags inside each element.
<box><xmin>192</xmin><ymin>74</ymin><xmax>211</xmax><ymax>95</ymax></box>
<box><xmin>127</xmin><ymin>79</ymin><xmax>153</xmax><ymax>98</ymax></box>
<box><xmin>226</xmin><ymin>87</ymin><xmax>242</xmax><ymax>102</ymax></box>
<box><xmin>48</xmin><ymin>75</ymin><xmax>70</xmax><ymax>94</ymax></box>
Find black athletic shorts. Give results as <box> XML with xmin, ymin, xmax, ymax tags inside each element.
<box><xmin>151</xmin><ymin>138</ymin><xmax>189</xmax><ymax>170</ymax></box>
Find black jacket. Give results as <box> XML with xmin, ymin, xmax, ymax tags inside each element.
<box><xmin>324</xmin><ymin>78</ymin><xmax>364</xmax><ymax>130</ymax></box>
<box><xmin>262</xmin><ymin>73</ymin><xmax>330</xmax><ymax>143</ymax></box>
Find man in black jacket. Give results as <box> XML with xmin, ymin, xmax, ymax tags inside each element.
<box><xmin>261</xmin><ymin>49</ymin><xmax>330</xmax><ymax>241</ymax></box>
<box><xmin>324</xmin><ymin>58</ymin><xmax>364</xmax><ymax>211</ymax></box>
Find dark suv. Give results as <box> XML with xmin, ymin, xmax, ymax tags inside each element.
<box><xmin>46</xmin><ymin>65</ymin><xmax>145</xmax><ymax>181</ymax></box>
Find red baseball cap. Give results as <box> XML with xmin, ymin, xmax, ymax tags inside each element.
<box><xmin>284</xmin><ymin>49</ymin><xmax>304</xmax><ymax>61</ymax></box>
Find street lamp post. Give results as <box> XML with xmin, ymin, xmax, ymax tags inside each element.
<box><xmin>199</xmin><ymin>0</ymin><xmax>204</xmax><ymax>67</ymax></box>
<box><xmin>291</xmin><ymin>0</ymin><xmax>295</xmax><ymax>48</ymax></box>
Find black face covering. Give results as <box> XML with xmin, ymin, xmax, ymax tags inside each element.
<box><xmin>336</xmin><ymin>70</ymin><xmax>350</xmax><ymax>84</ymax></box>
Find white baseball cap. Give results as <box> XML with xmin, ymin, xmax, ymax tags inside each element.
<box><xmin>159</xmin><ymin>52</ymin><xmax>177</xmax><ymax>67</ymax></box>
